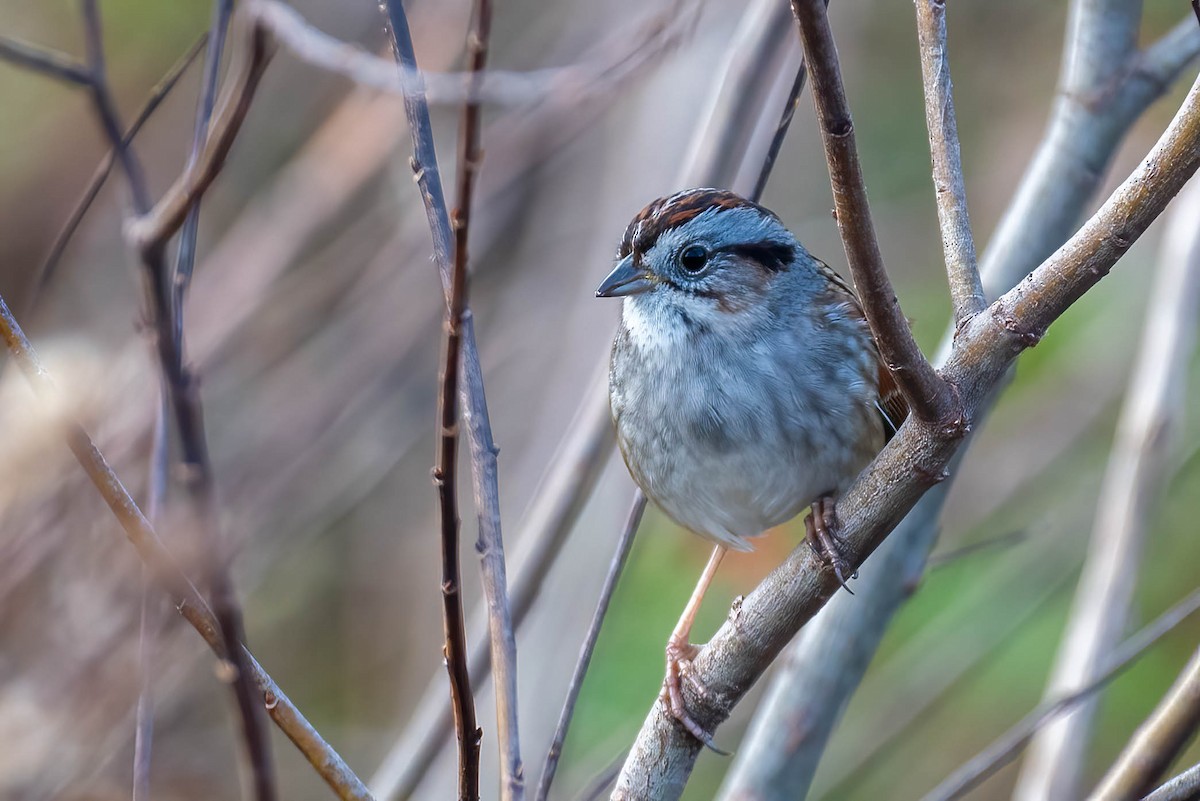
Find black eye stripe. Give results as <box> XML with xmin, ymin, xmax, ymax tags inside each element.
<box><xmin>721</xmin><ymin>242</ymin><xmax>795</xmax><ymax>272</ymax></box>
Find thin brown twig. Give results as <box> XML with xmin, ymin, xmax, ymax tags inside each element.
<box><xmin>914</xmin><ymin>0</ymin><xmax>984</xmax><ymax>328</ymax></box>
<box><xmin>78</xmin><ymin>3</ymin><xmax>276</xmax><ymax>798</ymax></box>
<box><xmin>920</xmin><ymin>588</ymin><xmax>1200</xmax><ymax>801</ymax></box>
<box><xmin>612</xmin><ymin>73</ymin><xmax>1200</xmax><ymax>800</ymax></box>
<box><xmin>367</xmin><ymin>6</ymin><xmax>689</xmax><ymax>789</ymax></box>
<box><xmin>0</xmin><ymin>34</ymin><xmax>92</xmax><ymax>84</ymax></box>
<box><xmin>127</xmin><ymin>13</ymin><xmax>276</xmax><ymax>254</ymax></box>
<box><xmin>380</xmin><ymin>1</ymin><xmax>526</xmax><ymax>799</ymax></box>
<box><xmin>370</xmin><ymin>379</ymin><xmax>614</xmax><ymax>801</ymax></box>
<box><xmin>790</xmin><ymin>0</ymin><xmax>956</xmax><ymax>425</ymax></box>
<box><xmin>423</xmin><ymin>0</ymin><xmax>496</xmax><ymax>797</ymax></box>
<box><xmin>454</xmin><ymin>3</ymin><xmax>525</xmax><ymax>794</ymax></box>
<box><xmin>25</xmin><ymin>32</ymin><xmax>209</xmax><ymax>315</ymax></box>
<box><xmin>751</xmin><ymin>61</ymin><xmax>807</xmax><ymax>202</ymax></box>
<box><xmin>535</xmin><ymin>493</ymin><xmax>646</xmax><ymax>801</ymax></box>
<box><xmin>749</xmin><ymin>0</ymin><xmax>828</xmax><ymax>201</ymax></box>
<box><xmin>0</xmin><ymin>293</ymin><xmax>374</xmax><ymax>801</ymax></box>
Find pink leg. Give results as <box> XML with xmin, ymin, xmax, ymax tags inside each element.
<box><xmin>663</xmin><ymin>544</ymin><xmax>728</xmax><ymax>752</ymax></box>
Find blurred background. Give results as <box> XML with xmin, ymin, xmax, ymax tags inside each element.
<box><xmin>0</xmin><ymin>0</ymin><xmax>1198</xmax><ymax>799</ymax></box>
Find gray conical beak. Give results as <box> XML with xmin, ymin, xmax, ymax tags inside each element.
<box><xmin>596</xmin><ymin>255</ymin><xmax>653</xmax><ymax>298</ymax></box>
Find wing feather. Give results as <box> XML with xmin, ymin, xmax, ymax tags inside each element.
<box><xmin>815</xmin><ymin>258</ymin><xmax>909</xmax><ymax>441</ymax></box>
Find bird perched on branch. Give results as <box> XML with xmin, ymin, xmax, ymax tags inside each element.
<box><xmin>596</xmin><ymin>188</ymin><xmax>905</xmax><ymax>747</ymax></box>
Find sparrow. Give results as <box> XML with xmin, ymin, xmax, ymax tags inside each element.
<box><xmin>596</xmin><ymin>188</ymin><xmax>905</xmax><ymax>746</ymax></box>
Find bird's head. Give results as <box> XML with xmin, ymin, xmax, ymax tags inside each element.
<box><xmin>595</xmin><ymin>189</ymin><xmax>803</xmax><ymax>324</ymax></box>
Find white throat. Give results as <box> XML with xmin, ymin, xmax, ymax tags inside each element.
<box><xmin>620</xmin><ymin>297</ymin><xmax>686</xmax><ymax>352</ymax></box>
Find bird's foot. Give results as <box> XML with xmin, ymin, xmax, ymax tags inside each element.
<box><xmin>661</xmin><ymin>636</ymin><xmax>728</xmax><ymax>755</ymax></box>
<box><xmin>806</xmin><ymin>495</ymin><xmax>857</xmax><ymax>594</ymax></box>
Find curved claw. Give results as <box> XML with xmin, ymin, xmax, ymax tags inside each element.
<box><xmin>663</xmin><ymin>642</ymin><xmax>730</xmax><ymax>755</ymax></box>
<box><xmin>805</xmin><ymin>495</ymin><xmax>855</xmax><ymax>595</ymax></box>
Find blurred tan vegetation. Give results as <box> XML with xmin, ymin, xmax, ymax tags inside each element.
<box><xmin>0</xmin><ymin>0</ymin><xmax>1197</xmax><ymax>799</ymax></box>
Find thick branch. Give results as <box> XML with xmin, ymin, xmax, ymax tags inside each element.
<box><xmin>612</xmin><ymin>72</ymin><xmax>1200</xmax><ymax>801</ymax></box>
<box><xmin>1142</xmin><ymin>762</ymin><xmax>1200</xmax><ymax>801</ymax></box>
<box><xmin>914</xmin><ymin>0</ymin><xmax>984</xmax><ymax>327</ymax></box>
<box><xmin>0</xmin><ymin>294</ymin><xmax>373</xmax><ymax>801</ymax></box>
<box><xmin>1022</xmin><ymin>153</ymin><xmax>1200</xmax><ymax>801</ymax></box>
<box><xmin>727</xmin><ymin>5</ymin><xmax>1199</xmax><ymax>799</ymax></box>
<box><xmin>790</xmin><ymin>0</ymin><xmax>955</xmax><ymax>424</ymax></box>
<box><xmin>979</xmin><ymin>6</ymin><xmax>1198</xmax><ymax>301</ymax></box>
<box><xmin>963</xmin><ymin>78</ymin><xmax>1200</xmax><ymax>363</ymax></box>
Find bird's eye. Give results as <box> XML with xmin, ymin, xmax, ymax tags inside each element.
<box><xmin>678</xmin><ymin>245</ymin><xmax>708</xmax><ymax>273</ymax></box>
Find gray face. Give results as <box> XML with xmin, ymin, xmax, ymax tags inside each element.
<box><xmin>638</xmin><ymin>205</ymin><xmax>797</xmax><ymax>312</ymax></box>
<box><xmin>596</xmin><ymin>191</ymin><xmax>802</xmax><ymax>325</ymax></box>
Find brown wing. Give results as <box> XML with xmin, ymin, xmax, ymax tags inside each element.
<box><xmin>815</xmin><ymin>258</ymin><xmax>909</xmax><ymax>441</ymax></box>
<box><xmin>875</xmin><ymin>362</ymin><xmax>908</xmax><ymax>441</ymax></box>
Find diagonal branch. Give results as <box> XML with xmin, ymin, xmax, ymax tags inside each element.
<box><xmin>26</xmin><ymin>33</ymin><xmax>209</xmax><ymax>314</ymax></box>
<box><xmin>921</xmin><ymin>588</ymin><xmax>1200</xmax><ymax>801</ymax></box>
<box><xmin>0</xmin><ymin>35</ymin><xmax>92</xmax><ymax>84</ymax></box>
<box><xmin>1088</xmin><ymin>644</ymin><xmax>1200</xmax><ymax>800</ymax></box>
<box><xmin>682</xmin><ymin>0</ymin><xmax>795</xmax><ymax>191</ymax></box>
<box><xmin>746</xmin><ymin>6</ymin><xmax>1200</xmax><ymax>800</ymax></box>
<box><xmin>1142</xmin><ymin>762</ymin><xmax>1200</xmax><ymax>801</ymax></box>
<box><xmin>1020</xmin><ymin>148</ymin><xmax>1200</xmax><ymax>801</ymax></box>
<box><xmin>0</xmin><ymin>294</ymin><xmax>374</xmax><ymax>801</ymax></box>
<box><xmin>612</xmin><ymin>71</ymin><xmax>1200</xmax><ymax>801</ymax></box>
<box><xmin>789</xmin><ymin>0</ymin><xmax>956</xmax><ymax>425</ymax></box>
<box><xmin>914</xmin><ymin>0</ymin><xmax>984</xmax><ymax>328</ymax></box>
<box><xmin>1080</xmin><ymin>184</ymin><xmax>1200</xmax><ymax>801</ymax></box>
<box><xmin>127</xmin><ymin>12</ymin><xmax>275</xmax><ymax>253</ymax></box>
<box><xmin>535</xmin><ymin>493</ymin><xmax>646</xmax><ymax>801</ymax></box>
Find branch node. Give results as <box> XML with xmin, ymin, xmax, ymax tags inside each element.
<box><xmin>829</xmin><ymin>116</ymin><xmax>853</xmax><ymax>138</ymax></box>
<box><xmin>913</xmin><ymin>463</ymin><xmax>951</xmax><ymax>486</ymax></box>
